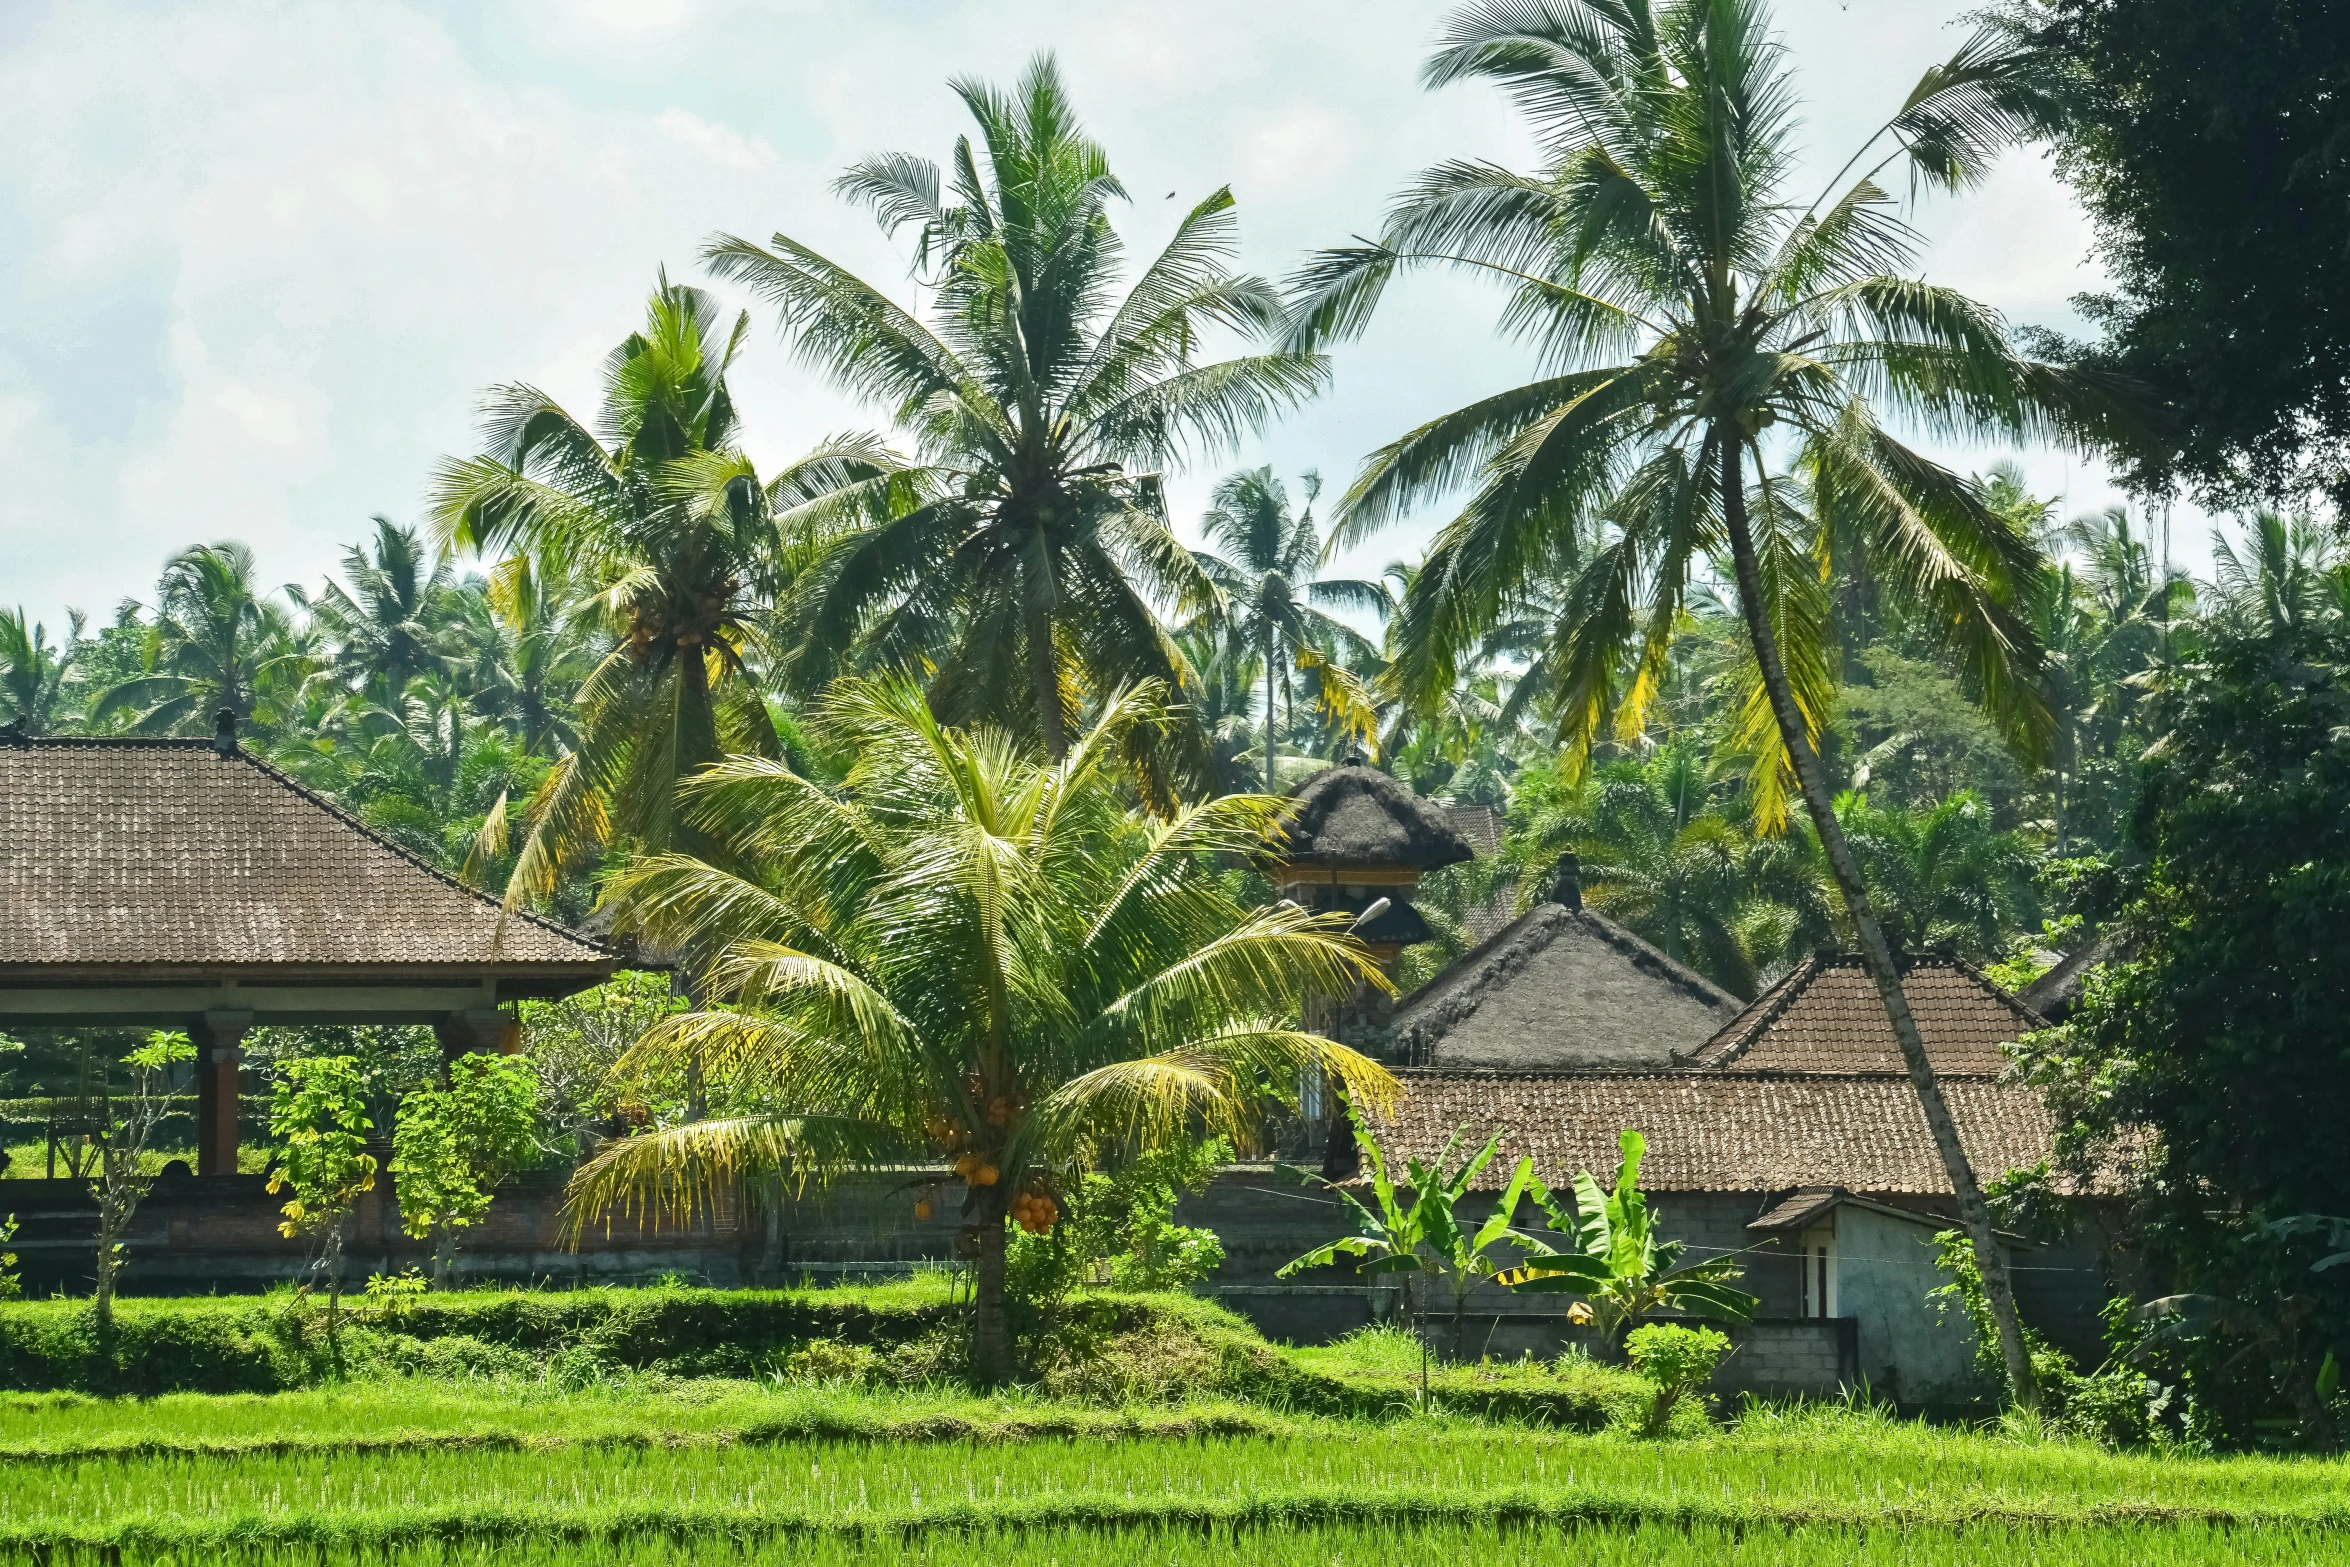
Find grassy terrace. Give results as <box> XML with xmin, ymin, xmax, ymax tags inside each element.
<box><xmin>0</xmin><ymin>1287</ymin><xmax>2341</xmax><ymax>1564</ymax></box>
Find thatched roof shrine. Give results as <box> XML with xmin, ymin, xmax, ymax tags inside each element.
<box><xmin>1272</xmin><ymin>760</ymin><xmax>1473</xmax><ymax>873</ymax></box>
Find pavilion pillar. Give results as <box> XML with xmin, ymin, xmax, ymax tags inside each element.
<box><xmin>434</xmin><ymin>1008</ymin><xmax>517</xmax><ymax>1074</ymax></box>
<box><xmin>196</xmin><ymin>1010</ymin><xmax>251</xmax><ymax>1178</ymax></box>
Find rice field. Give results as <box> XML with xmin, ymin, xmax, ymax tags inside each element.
<box><xmin>2</xmin><ymin>1377</ymin><xmax>2348</xmax><ymax>1564</ymax></box>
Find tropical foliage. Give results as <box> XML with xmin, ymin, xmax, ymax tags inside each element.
<box><xmin>1496</xmin><ymin>1129</ymin><xmax>1756</xmax><ymax>1341</ymax></box>
<box><xmin>566</xmin><ymin>678</ymin><xmax>1395</xmax><ymax>1380</ymax></box>
<box><xmin>708</xmin><ymin>56</ymin><xmax>1318</xmax><ymax>791</ymax></box>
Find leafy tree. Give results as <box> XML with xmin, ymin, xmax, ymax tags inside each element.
<box><xmin>2016</xmin><ymin>0</ymin><xmax>2350</xmax><ymax>507</ymax></box>
<box><xmin>1499</xmin><ymin>1129</ymin><xmax>1756</xmax><ymax>1341</ymax></box>
<box><xmin>1625</xmin><ymin>1321</ymin><xmax>1732</xmax><ymax>1434</ymax></box>
<box><xmin>0</xmin><ymin>607</ymin><xmax>81</xmax><ymax>735</ymax></box>
<box><xmin>706</xmin><ymin>55</ymin><xmax>1321</xmax><ymax>777</ymax></box>
<box><xmin>93</xmin><ymin>543</ymin><xmax>306</xmax><ymax>735</ymax></box>
<box><xmin>1191</xmin><ymin>467</ymin><xmax>1385</xmax><ymax>783</ymax></box>
<box><xmin>2021</xmin><ymin>615</ymin><xmax>2350</xmax><ymax>1442</ymax></box>
<box><xmin>433</xmin><ymin>276</ymin><xmax>894</xmax><ymax>908</ymax></box>
<box><xmin>567</xmin><ymin>678</ymin><xmax>1392</xmax><ymax>1383</ymax></box>
<box><xmin>266</xmin><ymin>1056</ymin><xmax>379</xmax><ymax>1336</ymax></box>
<box><xmin>392</xmin><ymin>1052</ymin><xmax>542</xmax><ymax>1287</ymax></box>
<box><xmin>1284</xmin><ymin>0</ymin><xmax>2128</xmax><ymax>1406</ymax></box>
<box><xmin>88</xmin><ymin>1030</ymin><xmax>196</xmax><ymax>1330</ymax></box>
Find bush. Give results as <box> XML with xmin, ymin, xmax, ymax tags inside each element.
<box><xmin>1625</xmin><ymin>1322</ymin><xmax>1729</xmax><ymax>1435</ymax></box>
<box><xmin>781</xmin><ymin>1338</ymin><xmax>882</xmax><ymax>1386</ymax></box>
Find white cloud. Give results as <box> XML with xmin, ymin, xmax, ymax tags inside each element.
<box><xmin>656</xmin><ymin>108</ymin><xmax>775</xmax><ymax>171</ymax></box>
<box><xmin>0</xmin><ymin>0</ymin><xmax>2149</xmax><ymax>626</ymax></box>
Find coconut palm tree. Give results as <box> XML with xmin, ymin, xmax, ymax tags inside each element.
<box><xmin>567</xmin><ymin>679</ymin><xmax>1396</xmax><ymax>1382</ymax></box>
<box><xmin>298</xmin><ymin>517</ymin><xmax>455</xmax><ymax>703</ymax></box>
<box><xmin>431</xmin><ymin>277</ymin><xmax>899</xmax><ymax>907</ymax></box>
<box><xmin>446</xmin><ymin>564</ymin><xmax>596</xmax><ymax>759</ymax></box>
<box><xmin>2210</xmin><ymin>511</ymin><xmax>2338</xmax><ymax>637</ymax></box>
<box><xmin>703</xmin><ymin>55</ymin><xmax>1324</xmax><ymax>780</ymax></box>
<box><xmin>92</xmin><ymin>543</ymin><xmax>306</xmax><ymax>736</ymax></box>
<box><xmin>1836</xmin><ymin>790</ymin><xmax>2040</xmax><ymax>965</ymax></box>
<box><xmin>1192</xmin><ymin>467</ymin><xmax>1385</xmax><ymax>786</ymax></box>
<box><xmin>1283</xmin><ymin>0</ymin><xmax>2141</xmax><ymax>1406</ymax></box>
<box><xmin>0</xmin><ymin>607</ymin><xmax>81</xmax><ymax>734</ymax></box>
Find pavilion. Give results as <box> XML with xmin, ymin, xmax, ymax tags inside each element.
<box><xmin>0</xmin><ymin>712</ymin><xmax>616</xmax><ymax>1174</ymax></box>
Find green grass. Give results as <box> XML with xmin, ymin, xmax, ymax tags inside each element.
<box><xmin>0</xmin><ymin>1291</ymin><xmax>2344</xmax><ymax>1564</ymax></box>
<box><xmin>55</xmin><ymin>1521</ymin><xmax>2345</xmax><ymax>1567</ymax></box>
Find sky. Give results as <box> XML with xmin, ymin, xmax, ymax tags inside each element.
<box><xmin>0</xmin><ymin>0</ymin><xmax>2203</xmax><ymax>635</ymax></box>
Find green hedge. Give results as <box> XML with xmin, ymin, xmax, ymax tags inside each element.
<box><xmin>0</xmin><ymin>1286</ymin><xmax>1639</xmax><ymax>1425</ymax></box>
<box><xmin>0</xmin><ymin>1282</ymin><xmax>960</xmax><ymax>1394</ymax></box>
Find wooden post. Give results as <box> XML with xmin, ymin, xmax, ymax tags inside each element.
<box><xmin>196</xmin><ymin>1010</ymin><xmax>251</xmax><ymax>1177</ymax></box>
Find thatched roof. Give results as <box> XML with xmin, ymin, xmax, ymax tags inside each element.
<box><xmin>1389</xmin><ymin>897</ymin><xmax>1743</xmax><ymax>1070</ymax></box>
<box><xmin>0</xmin><ymin>735</ymin><xmax>611</xmax><ymax>974</ymax></box>
<box><xmin>1370</xmin><ymin>1068</ymin><xmax>2076</xmax><ymax>1194</ymax></box>
<box><xmin>1272</xmin><ymin>762</ymin><xmax>1473</xmax><ymax>870</ymax></box>
<box><xmin>1681</xmin><ymin>953</ymin><xmax>2044</xmax><ymax>1074</ymax></box>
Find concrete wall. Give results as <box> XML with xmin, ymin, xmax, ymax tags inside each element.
<box><xmin>1833</xmin><ymin>1205</ymin><xmax>1978</xmax><ymax>1402</ymax></box>
<box><xmin>0</xmin><ymin>1160</ymin><xmax>2122</xmax><ymax>1409</ymax></box>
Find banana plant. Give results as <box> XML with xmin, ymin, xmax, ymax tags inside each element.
<box><xmin>1498</xmin><ymin>1129</ymin><xmax>1757</xmax><ymax>1342</ymax></box>
<box><xmin>1280</xmin><ymin>1123</ymin><xmax>1573</xmax><ymax>1388</ymax></box>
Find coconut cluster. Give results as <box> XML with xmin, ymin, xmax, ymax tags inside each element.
<box><xmin>1011</xmin><ymin>1189</ymin><xmax>1059</xmax><ymax>1234</ymax></box>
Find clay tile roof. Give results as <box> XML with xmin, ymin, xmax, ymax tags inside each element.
<box><xmin>0</xmin><ymin>737</ymin><xmax>610</xmax><ymax>970</ymax></box>
<box><xmin>1442</xmin><ymin>804</ymin><xmax>1505</xmax><ymax>859</ymax></box>
<box><xmin>1391</xmin><ymin>902</ymin><xmax>1743</xmax><ymax>1070</ymax></box>
<box><xmin>1370</xmin><ymin>1069</ymin><xmax>2075</xmax><ymax>1195</ymax></box>
<box><xmin>1680</xmin><ymin>953</ymin><xmax>2044</xmax><ymax>1075</ymax></box>
<box><xmin>1747</xmin><ymin>1187</ymin><xmax>1844</xmax><ymax>1231</ymax></box>
<box><xmin>1272</xmin><ymin>762</ymin><xmax>1473</xmax><ymax>871</ymax></box>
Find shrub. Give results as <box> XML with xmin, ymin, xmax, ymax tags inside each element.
<box><xmin>1625</xmin><ymin>1322</ymin><xmax>1729</xmax><ymax>1435</ymax></box>
<box><xmin>781</xmin><ymin>1338</ymin><xmax>882</xmax><ymax>1385</ymax></box>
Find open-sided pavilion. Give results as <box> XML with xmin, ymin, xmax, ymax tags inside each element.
<box><xmin>0</xmin><ymin>714</ymin><xmax>615</xmax><ymax>1173</ymax></box>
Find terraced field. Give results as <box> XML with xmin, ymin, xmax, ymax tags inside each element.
<box><xmin>3</xmin><ymin>1379</ymin><xmax>2347</xmax><ymax>1564</ymax></box>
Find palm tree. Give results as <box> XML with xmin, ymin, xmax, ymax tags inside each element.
<box><xmin>568</xmin><ymin>679</ymin><xmax>1396</xmax><ymax>1382</ymax></box>
<box><xmin>703</xmin><ymin>55</ymin><xmax>1324</xmax><ymax>778</ymax></box>
<box><xmin>298</xmin><ymin>517</ymin><xmax>455</xmax><ymax>703</ymax></box>
<box><xmin>2036</xmin><ymin>503</ymin><xmax>2192</xmax><ymax>851</ymax></box>
<box><xmin>1283</xmin><ymin>0</ymin><xmax>2138</xmax><ymax>1406</ymax></box>
<box><xmin>93</xmin><ymin>543</ymin><xmax>306</xmax><ymax>735</ymax></box>
<box><xmin>0</xmin><ymin>607</ymin><xmax>81</xmax><ymax>734</ymax></box>
<box><xmin>1192</xmin><ymin>467</ymin><xmax>1386</xmax><ymax>786</ymax></box>
<box><xmin>1839</xmin><ymin>790</ymin><xmax>2040</xmax><ymax>964</ymax></box>
<box><xmin>446</xmin><ymin>565</ymin><xmax>595</xmax><ymax>758</ymax></box>
<box><xmin>1170</xmin><ymin>624</ymin><xmax>1267</xmax><ymax>793</ymax></box>
<box><xmin>431</xmin><ymin>277</ymin><xmax>897</xmax><ymax>907</ymax></box>
<box><xmin>2210</xmin><ymin>511</ymin><xmax>2338</xmax><ymax>637</ymax></box>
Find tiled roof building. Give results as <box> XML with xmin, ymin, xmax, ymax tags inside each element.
<box><xmin>0</xmin><ymin>725</ymin><xmax>614</xmax><ymax>1175</ymax></box>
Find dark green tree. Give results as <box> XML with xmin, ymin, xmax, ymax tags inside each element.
<box><xmin>2017</xmin><ymin>0</ymin><xmax>2350</xmax><ymax>507</ymax></box>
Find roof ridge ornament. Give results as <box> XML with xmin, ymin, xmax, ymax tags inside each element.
<box><xmin>212</xmin><ymin>707</ymin><xmax>238</xmax><ymax>759</ymax></box>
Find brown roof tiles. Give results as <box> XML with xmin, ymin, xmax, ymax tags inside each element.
<box><xmin>1371</xmin><ymin>1069</ymin><xmax>2073</xmax><ymax>1195</ymax></box>
<box><xmin>0</xmin><ymin>737</ymin><xmax>608</xmax><ymax>971</ymax></box>
<box><xmin>1683</xmin><ymin>954</ymin><xmax>2044</xmax><ymax>1074</ymax></box>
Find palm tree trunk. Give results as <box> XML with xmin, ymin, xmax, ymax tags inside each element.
<box><xmin>1028</xmin><ymin>603</ymin><xmax>1067</xmax><ymax>762</ymax></box>
<box><xmin>1264</xmin><ymin>626</ymin><xmax>1279</xmax><ymax>790</ymax></box>
<box><xmin>971</xmin><ymin>1213</ymin><xmax>1013</xmax><ymax>1384</ymax></box>
<box><xmin>1717</xmin><ymin>437</ymin><xmax>2038</xmax><ymax>1413</ymax></box>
